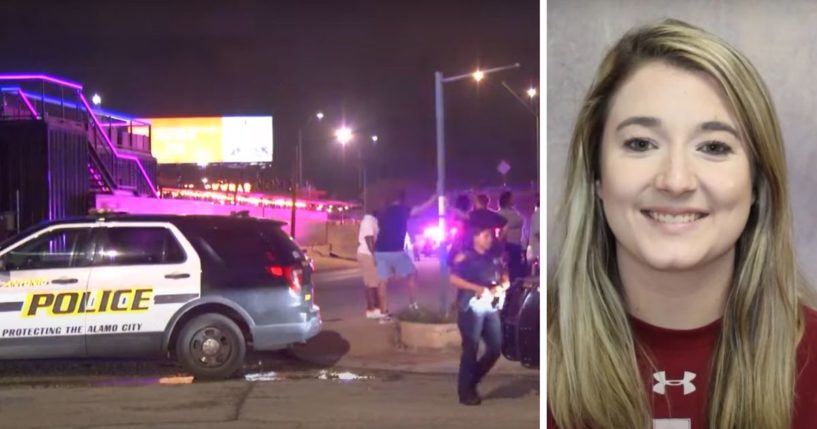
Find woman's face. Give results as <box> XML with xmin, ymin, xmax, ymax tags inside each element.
<box><xmin>597</xmin><ymin>61</ymin><xmax>753</xmax><ymax>272</ymax></box>
<box><xmin>473</xmin><ymin>229</ymin><xmax>494</xmax><ymax>253</ymax></box>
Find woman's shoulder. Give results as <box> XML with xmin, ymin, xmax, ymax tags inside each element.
<box><xmin>805</xmin><ymin>305</ymin><xmax>817</xmax><ymax>320</ymax></box>
<box><xmin>798</xmin><ymin>306</ymin><xmax>817</xmax><ymax>354</ymax></box>
<box><xmin>801</xmin><ymin>305</ymin><xmax>817</xmax><ymax>340</ymax></box>
<box><xmin>796</xmin><ymin>306</ymin><xmax>817</xmax><ymax>380</ymax></box>
<box><xmin>794</xmin><ymin>306</ymin><xmax>817</xmax><ymax>427</ymax></box>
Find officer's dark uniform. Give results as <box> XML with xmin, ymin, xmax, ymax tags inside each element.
<box><xmin>451</xmin><ymin>221</ymin><xmax>505</xmax><ymax>405</ymax></box>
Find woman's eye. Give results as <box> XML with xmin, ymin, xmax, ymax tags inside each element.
<box><xmin>699</xmin><ymin>141</ymin><xmax>733</xmax><ymax>155</ymax></box>
<box><xmin>624</xmin><ymin>138</ymin><xmax>654</xmax><ymax>152</ymax></box>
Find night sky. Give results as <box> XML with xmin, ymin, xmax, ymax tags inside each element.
<box><xmin>0</xmin><ymin>0</ymin><xmax>540</xmax><ymax>199</ymax></box>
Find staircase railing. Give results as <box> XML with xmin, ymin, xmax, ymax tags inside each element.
<box><xmin>0</xmin><ymin>74</ymin><xmax>158</xmax><ymax>197</ymax></box>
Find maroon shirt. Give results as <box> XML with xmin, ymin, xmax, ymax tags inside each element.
<box><xmin>547</xmin><ymin>307</ymin><xmax>817</xmax><ymax>428</ymax></box>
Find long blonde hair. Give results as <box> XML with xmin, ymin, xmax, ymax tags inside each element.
<box><xmin>548</xmin><ymin>19</ymin><xmax>812</xmax><ymax>429</ymax></box>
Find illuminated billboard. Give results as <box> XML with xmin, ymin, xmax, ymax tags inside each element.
<box><xmin>140</xmin><ymin>116</ymin><xmax>273</xmax><ymax>164</ymax></box>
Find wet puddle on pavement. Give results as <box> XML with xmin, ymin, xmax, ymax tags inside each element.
<box><xmin>244</xmin><ymin>369</ymin><xmax>373</xmax><ymax>382</ymax></box>
<box><xmin>98</xmin><ymin>369</ymin><xmax>375</xmax><ymax>386</ymax></box>
<box><xmin>86</xmin><ymin>370</ymin><xmax>377</xmax><ymax>386</ymax></box>
<box><xmin>99</xmin><ymin>370</ymin><xmax>376</xmax><ymax>386</ymax></box>
<box><xmin>2</xmin><ymin>369</ymin><xmax>383</xmax><ymax>389</ymax></box>
<box><xmin>0</xmin><ymin>351</ymin><xmax>392</xmax><ymax>389</ymax></box>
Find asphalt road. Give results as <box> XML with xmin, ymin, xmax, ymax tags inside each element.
<box><xmin>0</xmin><ymin>372</ymin><xmax>540</xmax><ymax>428</ymax></box>
<box><xmin>0</xmin><ymin>258</ymin><xmax>540</xmax><ymax>428</ymax></box>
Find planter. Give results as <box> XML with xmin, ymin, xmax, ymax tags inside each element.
<box><xmin>398</xmin><ymin>320</ymin><xmax>461</xmax><ymax>349</ymax></box>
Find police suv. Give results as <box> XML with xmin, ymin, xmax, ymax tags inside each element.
<box><xmin>0</xmin><ymin>214</ymin><xmax>321</xmax><ymax>379</ymax></box>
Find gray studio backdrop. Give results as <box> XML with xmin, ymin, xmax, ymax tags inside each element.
<box><xmin>548</xmin><ymin>0</ymin><xmax>817</xmax><ymax>282</ymax></box>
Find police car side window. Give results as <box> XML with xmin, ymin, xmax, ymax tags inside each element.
<box><xmin>0</xmin><ymin>228</ymin><xmax>93</xmax><ymax>271</ymax></box>
<box><xmin>96</xmin><ymin>227</ymin><xmax>186</xmax><ymax>266</ymax></box>
<box><xmin>196</xmin><ymin>225</ymin><xmax>270</xmax><ymax>269</ymax></box>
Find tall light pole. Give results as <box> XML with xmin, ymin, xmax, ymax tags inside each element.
<box><xmin>299</xmin><ymin>111</ymin><xmax>324</xmax><ymax>186</ymax></box>
<box><xmin>334</xmin><ymin>127</ymin><xmax>378</xmax><ymax>213</ymax></box>
<box><xmin>434</xmin><ymin>62</ymin><xmax>520</xmax><ymax>316</ymax></box>
<box><xmin>363</xmin><ymin>135</ymin><xmax>379</xmax><ymax>213</ymax></box>
<box><xmin>501</xmin><ymin>81</ymin><xmax>539</xmax><ymax>183</ymax></box>
<box><xmin>290</xmin><ymin>111</ymin><xmax>325</xmax><ymax>238</ymax></box>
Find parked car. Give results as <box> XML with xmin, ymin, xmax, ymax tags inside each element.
<box><xmin>500</xmin><ymin>274</ymin><xmax>539</xmax><ymax>369</ymax></box>
<box><xmin>0</xmin><ymin>213</ymin><xmax>320</xmax><ymax>379</ymax></box>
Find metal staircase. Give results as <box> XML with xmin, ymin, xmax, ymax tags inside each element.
<box><xmin>0</xmin><ymin>74</ymin><xmax>157</xmax><ymax>198</ymax></box>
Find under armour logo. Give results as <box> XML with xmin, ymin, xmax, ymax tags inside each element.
<box><xmin>652</xmin><ymin>371</ymin><xmax>696</xmax><ymax>395</ymax></box>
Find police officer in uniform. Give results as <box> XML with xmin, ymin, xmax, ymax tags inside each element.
<box><xmin>449</xmin><ymin>215</ymin><xmax>509</xmax><ymax>405</ymax></box>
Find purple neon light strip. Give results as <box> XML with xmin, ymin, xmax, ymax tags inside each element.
<box><xmin>0</xmin><ymin>74</ymin><xmax>157</xmax><ymax>197</ymax></box>
<box><xmin>16</xmin><ymin>90</ymin><xmax>147</xmax><ymax>125</ymax></box>
<box><xmin>101</xmin><ymin>122</ymin><xmax>145</xmax><ymax>127</ymax></box>
<box><xmin>0</xmin><ymin>74</ymin><xmax>83</xmax><ymax>90</ymax></box>
<box><xmin>1</xmin><ymin>80</ymin><xmax>149</xmax><ymax>126</ymax></box>
<box><xmin>99</xmin><ymin>116</ymin><xmax>150</xmax><ymax>126</ymax></box>
<box><xmin>78</xmin><ymin>92</ymin><xmax>158</xmax><ymax>197</ymax></box>
<box><xmin>17</xmin><ymin>89</ymin><xmax>39</xmax><ymax>119</ymax></box>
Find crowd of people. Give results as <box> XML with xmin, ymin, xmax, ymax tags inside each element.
<box><xmin>355</xmin><ymin>187</ymin><xmax>540</xmax><ymax>406</ymax></box>
<box><xmin>355</xmin><ymin>189</ymin><xmax>539</xmax><ymax>321</ymax></box>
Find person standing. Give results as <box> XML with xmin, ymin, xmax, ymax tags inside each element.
<box><xmin>497</xmin><ymin>190</ymin><xmax>526</xmax><ymax>282</ymax></box>
<box><xmin>450</xmin><ymin>216</ymin><xmax>509</xmax><ymax>405</ymax></box>
<box><xmin>447</xmin><ymin>194</ymin><xmax>473</xmax><ymax>264</ymax></box>
<box><xmin>356</xmin><ymin>209</ymin><xmax>383</xmax><ymax>319</ymax></box>
<box><xmin>526</xmin><ymin>194</ymin><xmax>539</xmax><ymax>275</ymax></box>
<box><xmin>468</xmin><ymin>193</ymin><xmax>507</xmax><ymax>258</ymax></box>
<box><xmin>374</xmin><ymin>189</ymin><xmax>437</xmax><ymax>314</ymax></box>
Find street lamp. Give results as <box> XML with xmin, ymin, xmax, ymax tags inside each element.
<box><xmin>500</xmin><ymin>81</ymin><xmax>540</xmax><ymax>184</ymax></box>
<box><xmin>360</xmin><ymin>134</ymin><xmax>379</xmax><ymax>213</ymax></box>
<box><xmin>334</xmin><ymin>126</ymin><xmax>379</xmax><ymax>213</ymax></box>
<box><xmin>291</xmin><ymin>110</ymin><xmax>325</xmax><ymax>238</ymax></box>
<box><xmin>92</xmin><ymin>93</ymin><xmax>102</xmax><ymax>106</ymax></box>
<box><xmin>526</xmin><ymin>87</ymin><xmax>537</xmax><ymax>98</ymax></box>
<box><xmin>335</xmin><ymin>126</ymin><xmax>353</xmax><ymax>145</ymax></box>
<box><xmin>297</xmin><ymin>111</ymin><xmax>325</xmax><ymax>186</ymax></box>
<box><xmin>434</xmin><ymin>62</ymin><xmax>520</xmax><ymax>316</ymax></box>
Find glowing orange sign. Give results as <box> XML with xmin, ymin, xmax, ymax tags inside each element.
<box><xmin>139</xmin><ymin>116</ymin><xmax>273</xmax><ymax>164</ymax></box>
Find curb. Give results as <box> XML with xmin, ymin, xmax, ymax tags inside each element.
<box><xmin>329</xmin><ymin>253</ymin><xmax>357</xmax><ymax>262</ymax></box>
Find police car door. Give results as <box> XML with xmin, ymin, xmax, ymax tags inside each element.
<box><xmin>85</xmin><ymin>223</ymin><xmax>201</xmax><ymax>357</ymax></box>
<box><xmin>0</xmin><ymin>225</ymin><xmax>95</xmax><ymax>358</ymax></box>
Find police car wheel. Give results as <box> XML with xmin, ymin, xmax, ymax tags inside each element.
<box><xmin>176</xmin><ymin>313</ymin><xmax>246</xmax><ymax>380</ymax></box>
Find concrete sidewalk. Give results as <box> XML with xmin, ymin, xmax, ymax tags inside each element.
<box><xmin>308</xmin><ymin>318</ymin><xmax>537</xmax><ymax>376</ymax></box>
<box><xmin>299</xmin><ymin>255</ymin><xmax>539</xmax><ymax>378</ymax></box>
<box><xmin>306</xmin><ymin>247</ymin><xmax>358</xmax><ymax>272</ymax></box>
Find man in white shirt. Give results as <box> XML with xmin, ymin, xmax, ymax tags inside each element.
<box><xmin>357</xmin><ymin>210</ymin><xmax>384</xmax><ymax>319</ymax></box>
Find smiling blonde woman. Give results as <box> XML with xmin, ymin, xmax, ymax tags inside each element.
<box><xmin>548</xmin><ymin>19</ymin><xmax>817</xmax><ymax>429</ymax></box>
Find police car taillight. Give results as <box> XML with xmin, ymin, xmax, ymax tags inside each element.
<box><xmin>266</xmin><ymin>265</ymin><xmax>302</xmax><ymax>295</ymax></box>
